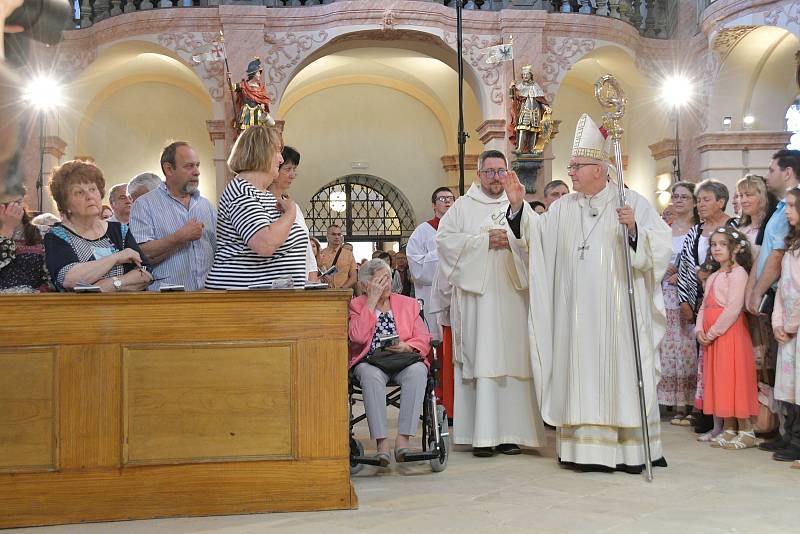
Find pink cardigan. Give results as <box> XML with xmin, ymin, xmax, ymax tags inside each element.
<box><xmin>348</xmin><ymin>293</ymin><xmax>432</xmax><ymax>369</ymax></box>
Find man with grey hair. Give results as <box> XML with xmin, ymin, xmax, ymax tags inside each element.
<box><xmin>127</xmin><ymin>172</ymin><xmax>162</xmax><ymax>202</ymax></box>
<box><xmin>437</xmin><ymin>149</ymin><xmax>545</xmax><ymax>458</ymax></box>
<box><xmin>107</xmin><ymin>183</ymin><xmax>132</xmax><ymax>224</ymax></box>
<box><xmin>542</xmin><ymin>179</ymin><xmax>569</xmax><ymax>209</ymax></box>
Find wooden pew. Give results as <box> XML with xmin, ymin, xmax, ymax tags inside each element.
<box><xmin>0</xmin><ymin>290</ymin><xmax>356</xmax><ymax>528</ymax></box>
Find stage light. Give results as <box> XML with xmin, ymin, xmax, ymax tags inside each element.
<box><xmin>22</xmin><ymin>74</ymin><xmax>64</xmax><ymax>110</ymax></box>
<box><xmin>660</xmin><ymin>75</ymin><xmax>693</xmax><ymax>109</ymax></box>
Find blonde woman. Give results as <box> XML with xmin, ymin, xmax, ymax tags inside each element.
<box><xmin>205</xmin><ymin>126</ymin><xmax>308</xmax><ymax>289</ymax></box>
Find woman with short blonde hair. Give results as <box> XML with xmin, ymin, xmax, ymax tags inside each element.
<box><xmin>206</xmin><ymin>126</ymin><xmax>310</xmax><ymax>289</ymax></box>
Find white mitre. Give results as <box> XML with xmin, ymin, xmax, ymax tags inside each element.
<box><xmin>571</xmin><ymin>113</ymin><xmax>611</xmax><ymax>162</ymax></box>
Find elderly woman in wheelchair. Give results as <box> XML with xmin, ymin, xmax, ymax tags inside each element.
<box><xmin>349</xmin><ymin>258</ymin><xmax>433</xmax><ymax>467</ymax></box>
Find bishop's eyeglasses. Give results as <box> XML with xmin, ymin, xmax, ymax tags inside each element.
<box><xmin>566</xmin><ymin>163</ymin><xmax>599</xmax><ymax>173</ymax></box>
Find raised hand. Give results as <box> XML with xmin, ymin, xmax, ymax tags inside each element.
<box><xmin>499</xmin><ymin>170</ymin><xmax>525</xmax><ymax>213</ymax></box>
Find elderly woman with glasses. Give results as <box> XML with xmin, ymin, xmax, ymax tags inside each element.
<box><xmin>349</xmin><ymin>258</ymin><xmax>432</xmax><ymax>467</ymax></box>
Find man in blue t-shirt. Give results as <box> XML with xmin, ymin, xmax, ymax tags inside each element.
<box><xmin>747</xmin><ymin>149</ymin><xmax>800</xmax><ymax>459</ymax></box>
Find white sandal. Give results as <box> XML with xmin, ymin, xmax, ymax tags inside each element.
<box><xmin>697</xmin><ymin>430</ymin><xmax>721</xmax><ymax>442</ymax></box>
<box><xmin>722</xmin><ymin>431</ymin><xmax>756</xmax><ymax>450</ymax></box>
<box><xmin>710</xmin><ymin>430</ymin><xmax>737</xmax><ymax>448</ymax></box>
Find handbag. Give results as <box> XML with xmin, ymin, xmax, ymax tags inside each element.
<box><xmin>759</xmin><ymin>287</ymin><xmax>776</xmax><ymax>315</ymax></box>
<box><xmin>365</xmin><ymin>350</ymin><xmax>422</xmax><ymax>376</ymax></box>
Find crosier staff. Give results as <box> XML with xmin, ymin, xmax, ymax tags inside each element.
<box><xmin>594</xmin><ymin>74</ymin><xmax>654</xmax><ymax>482</ymax></box>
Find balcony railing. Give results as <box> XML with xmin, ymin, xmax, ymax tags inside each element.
<box><xmin>72</xmin><ymin>0</ymin><xmax>677</xmax><ymax>38</ymax></box>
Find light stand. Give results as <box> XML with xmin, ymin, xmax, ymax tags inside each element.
<box><xmin>23</xmin><ymin>75</ymin><xmax>64</xmax><ymax>212</ymax></box>
<box><xmin>455</xmin><ymin>0</ymin><xmax>468</xmax><ymax>196</ymax></box>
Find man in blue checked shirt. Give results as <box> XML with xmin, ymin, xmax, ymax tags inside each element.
<box><xmin>130</xmin><ymin>141</ymin><xmax>216</xmax><ymax>291</ymax></box>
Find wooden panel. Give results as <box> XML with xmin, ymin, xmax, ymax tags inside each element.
<box><xmin>124</xmin><ymin>343</ymin><xmax>292</xmax><ymax>464</ymax></box>
<box><xmin>0</xmin><ymin>459</ymin><xmax>355</xmax><ymax>528</ymax></box>
<box><xmin>296</xmin><ymin>339</ymin><xmax>350</xmax><ymax>459</ymax></box>
<box><xmin>58</xmin><ymin>345</ymin><xmax>122</xmax><ymax>470</ymax></box>
<box><xmin>0</xmin><ymin>291</ymin><xmax>351</xmax><ymax>347</ymax></box>
<box><xmin>0</xmin><ymin>349</ymin><xmax>56</xmax><ymax>472</ymax></box>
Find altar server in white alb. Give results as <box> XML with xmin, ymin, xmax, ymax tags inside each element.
<box><xmin>436</xmin><ymin>149</ymin><xmax>545</xmax><ymax>457</ymax></box>
<box><xmin>506</xmin><ymin>113</ymin><xmax>672</xmax><ymax>472</ymax></box>
<box><xmin>406</xmin><ymin>186</ymin><xmax>455</xmax><ymax>340</ymax></box>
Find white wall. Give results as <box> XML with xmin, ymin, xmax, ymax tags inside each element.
<box><xmin>281</xmin><ymin>84</ymin><xmax>450</xmax><ymax>229</ymax></box>
<box><xmin>78</xmin><ymin>82</ymin><xmax>216</xmax><ymax>202</ymax></box>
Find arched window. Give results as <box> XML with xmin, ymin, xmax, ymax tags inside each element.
<box><xmin>787</xmin><ymin>96</ymin><xmax>800</xmax><ymax>150</ymax></box>
<box><xmin>306</xmin><ymin>175</ymin><xmax>416</xmax><ymax>242</ymax></box>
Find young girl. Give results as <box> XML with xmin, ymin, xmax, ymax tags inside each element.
<box><xmin>695</xmin><ymin>227</ymin><xmax>760</xmax><ymax>449</ymax></box>
<box><xmin>773</xmin><ymin>188</ymin><xmax>800</xmax><ymax>468</ymax></box>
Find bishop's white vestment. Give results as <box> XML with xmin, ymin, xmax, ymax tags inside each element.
<box><xmin>437</xmin><ymin>183</ymin><xmax>545</xmax><ymax>448</ymax></box>
<box><xmin>523</xmin><ymin>183</ymin><xmax>672</xmax><ymax>468</ymax></box>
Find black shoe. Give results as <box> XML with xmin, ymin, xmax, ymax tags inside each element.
<box><xmin>472</xmin><ymin>446</ymin><xmax>495</xmax><ymax>457</ymax></box>
<box><xmin>772</xmin><ymin>446</ymin><xmax>800</xmax><ymax>462</ymax></box>
<box><xmin>496</xmin><ymin>443</ymin><xmax>522</xmax><ymax>455</ymax></box>
<box><xmin>759</xmin><ymin>437</ymin><xmax>789</xmax><ymax>452</ymax></box>
<box><xmin>693</xmin><ymin>413</ymin><xmax>714</xmax><ymax>434</ymax></box>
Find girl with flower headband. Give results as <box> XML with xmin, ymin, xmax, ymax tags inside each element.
<box><xmin>695</xmin><ymin>226</ymin><xmax>760</xmax><ymax>449</ymax></box>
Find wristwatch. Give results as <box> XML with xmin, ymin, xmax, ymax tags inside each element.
<box><xmin>112</xmin><ymin>276</ymin><xmax>122</xmax><ymax>291</ymax></box>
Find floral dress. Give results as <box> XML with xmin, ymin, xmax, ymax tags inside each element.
<box><xmin>0</xmin><ymin>227</ymin><xmax>52</xmax><ymax>293</ymax></box>
<box><xmin>773</xmin><ymin>251</ymin><xmax>800</xmax><ymax>404</ymax></box>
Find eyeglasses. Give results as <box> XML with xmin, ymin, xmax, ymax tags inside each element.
<box><xmin>672</xmin><ymin>194</ymin><xmax>693</xmax><ymax>201</ymax></box>
<box><xmin>566</xmin><ymin>163</ymin><xmax>599</xmax><ymax>173</ymax></box>
<box><xmin>435</xmin><ymin>196</ymin><xmax>455</xmax><ymax>203</ymax></box>
<box><xmin>479</xmin><ymin>169</ymin><xmax>508</xmax><ymax>178</ymax></box>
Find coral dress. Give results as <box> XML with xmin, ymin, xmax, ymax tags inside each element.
<box><xmin>696</xmin><ymin>267</ymin><xmax>759</xmax><ymax>418</ymax></box>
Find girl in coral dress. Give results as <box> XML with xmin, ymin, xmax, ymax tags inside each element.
<box><xmin>695</xmin><ymin>227</ymin><xmax>760</xmax><ymax>449</ymax></box>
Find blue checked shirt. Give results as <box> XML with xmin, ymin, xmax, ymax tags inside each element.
<box><xmin>130</xmin><ymin>183</ymin><xmax>216</xmax><ymax>291</ymax></box>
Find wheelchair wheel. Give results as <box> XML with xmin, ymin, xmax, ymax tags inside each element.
<box><xmin>430</xmin><ymin>405</ymin><xmax>449</xmax><ymax>472</ymax></box>
<box><xmin>350</xmin><ymin>437</ymin><xmax>364</xmax><ymax>475</ymax></box>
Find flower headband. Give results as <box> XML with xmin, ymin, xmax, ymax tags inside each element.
<box><xmin>715</xmin><ymin>226</ymin><xmax>748</xmax><ymax>247</ymax></box>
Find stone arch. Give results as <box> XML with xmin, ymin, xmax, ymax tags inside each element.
<box><xmin>708</xmin><ymin>25</ymin><xmax>800</xmax><ymax>131</ymax></box>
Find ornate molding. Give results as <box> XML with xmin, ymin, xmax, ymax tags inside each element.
<box><xmin>476</xmin><ymin>119</ymin><xmax>507</xmax><ymax>144</ymax></box>
<box><xmin>205</xmin><ymin>119</ymin><xmax>227</xmax><ymax>143</ymax></box>
<box><xmin>441</xmin><ymin>154</ymin><xmax>479</xmax><ymax>172</ymax></box>
<box><xmin>263</xmin><ymin>30</ymin><xmax>330</xmax><ymax>88</ymax></box>
<box><xmin>158</xmin><ymin>32</ymin><xmax>226</xmax><ymax>101</ymax></box>
<box><xmin>696</xmin><ymin>130</ymin><xmax>793</xmax><ymax>153</ymax></box>
<box><xmin>42</xmin><ymin>136</ymin><xmax>68</xmax><ymax>159</ymax></box>
<box><xmin>443</xmin><ymin>32</ymin><xmax>505</xmax><ymax>105</ymax></box>
<box><xmin>540</xmin><ymin>37</ymin><xmax>595</xmax><ymax>102</ymax></box>
<box><xmin>711</xmin><ymin>25</ymin><xmax>757</xmax><ymax>61</ymax></box>
<box><xmin>649</xmin><ymin>138</ymin><xmax>677</xmax><ymax>161</ymax></box>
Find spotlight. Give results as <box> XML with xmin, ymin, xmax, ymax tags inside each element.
<box><xmin>660</xmin><ymin>75</ymin><xmax>693</xmax><ymax>108</ymax></box>
<box><xmin>743</xmin><ymin>115</ymin><xmax>755</xmax><ymax>130</ymax></box>
<box><xmin>722</xmin><ymin>116</ymin><xmax>732</xmax><ymax>130</ymax></box>
<box><xmin>23</xmin><ymin>74</ymin><xmax>64</xmax><ymax>110</ymax></box>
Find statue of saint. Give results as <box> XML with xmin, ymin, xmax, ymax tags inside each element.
<box><xmin>229</xmin><ymin>57</ymin><xmax>276</xmax><ymax>133</ymax></box>
<box><xmin>509</xmin><ymin>65</ymin><xmax>553</xmax><ymax>154</ymax></box>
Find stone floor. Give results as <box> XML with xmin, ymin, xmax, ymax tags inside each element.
<box><xmin>11</xmin><ymin>416</ymin><xmax>800</xmax><ymax>534</ymax></box>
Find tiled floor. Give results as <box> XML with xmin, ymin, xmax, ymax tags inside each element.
<box><xmin>10</xmin><ymin>418</ymin><xmax>799</xmax><ymax>533</ymax></box>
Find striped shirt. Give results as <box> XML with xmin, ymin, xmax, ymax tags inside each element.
<box><xmin>205</xmin><ymin>178</ymin><xmax>308</xmax><ymax>289</ymax></box>
<box><xmin>129</xmin><ymin>183</ymin><xmax>216</xmax><ymax>291</ymax></box>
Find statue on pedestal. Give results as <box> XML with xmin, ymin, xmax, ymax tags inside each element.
<box><xmin>228</xmin><ymin>57</ymin><xmax>276</xmax><ymax>134</ymax></box>
<box><xmin>509</xmin><ymin>65</ymin><xmax>553</xmax><ymax>155</ymax></box>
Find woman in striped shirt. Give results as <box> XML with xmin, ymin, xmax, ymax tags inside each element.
<box><xmin>205</xmin><ymin>126</ymin><xmax>309</xmax><ymax>289</ymax></box>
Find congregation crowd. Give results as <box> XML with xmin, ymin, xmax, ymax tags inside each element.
<box><xmin>3</xmin><ymin>113</ymin><xmax>800</xmax><ymax>475</ymax></box>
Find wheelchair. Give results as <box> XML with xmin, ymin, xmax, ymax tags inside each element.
<box><xmin>348</xmin><ymin>337</ymin><xmax>450</xmax><ymax>474</ymax></box>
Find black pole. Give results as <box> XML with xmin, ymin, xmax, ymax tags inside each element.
<box><xmin>36</xmin><ymin>111</ymin><xmax>45</xmax><ymax>212</ymax></box>
<box><xmin>674</xmin><ymin>107</ymin><xmax>681</xmax><ymax>181</ymax></box>
<box><xmin>456</xmin><ymin>1</ymin><xmax>467</xmax><ymax>196</ymax></box>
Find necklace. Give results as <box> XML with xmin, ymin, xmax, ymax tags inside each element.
<box><xmin>578</xmin><ymin>195</ymin><xmax>610</xmax><ymax>260</ymax></box>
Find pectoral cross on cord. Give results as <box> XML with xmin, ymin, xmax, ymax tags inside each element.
<box><xmin>578</xmin><ymin>242</ymin><xmax>589</xmax><ymax>259</ymax></box>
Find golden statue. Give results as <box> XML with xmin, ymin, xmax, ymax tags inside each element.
<box><xmin>509</xmin><ymin>65</ymin><xmax>554</xmax><ymax>154</ymax></box>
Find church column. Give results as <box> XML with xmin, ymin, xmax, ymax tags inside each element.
<box><xmin>37</xmin><ymin>135</ymin><xmax>67</xmax><ymax>214</ymax></box>
<box><xmin>206</xmin><ymin>119</ymin><xmax>227</xmax><ymax>204</ymax></box>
